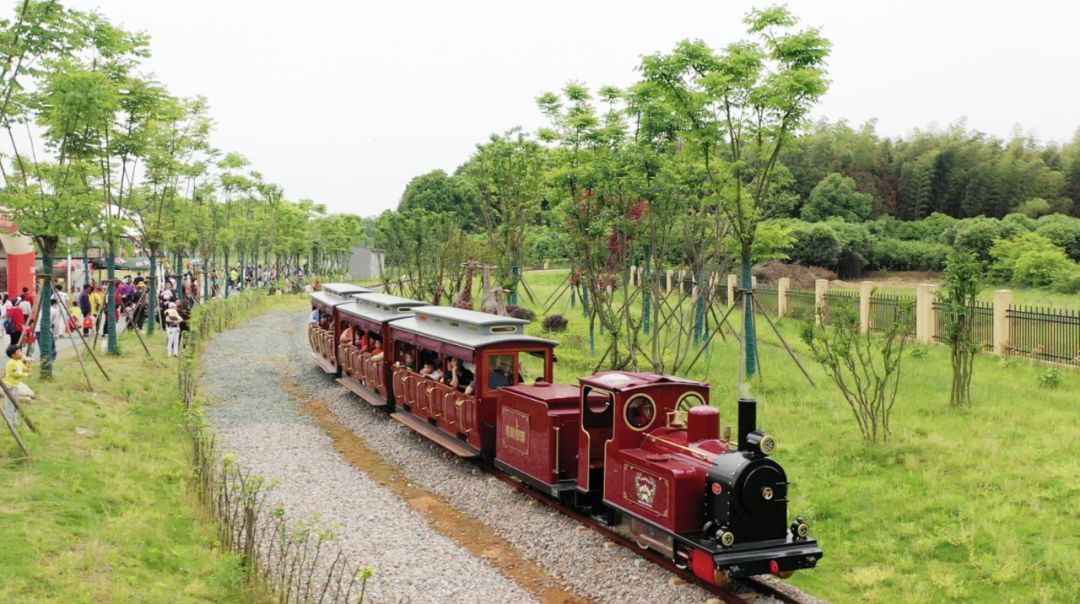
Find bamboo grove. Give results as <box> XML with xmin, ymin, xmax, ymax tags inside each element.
<box><xmin>0</xmin><ymin>1</ymin><xmax>367</xmax><ymax>377</ymax></box>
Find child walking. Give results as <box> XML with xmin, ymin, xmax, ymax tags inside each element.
<box><xmin>164</xmin><ymin>302</ymin><xmax>183</xmax><ymax>357</ymax></box>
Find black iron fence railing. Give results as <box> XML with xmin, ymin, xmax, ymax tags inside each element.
<box><xmin>1007</xmin><ymin>306</ymin><xmax>1080</xmax><ymax>365</ymax></box>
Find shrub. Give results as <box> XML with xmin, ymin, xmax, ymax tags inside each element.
<box><xmin>801</xmin><ymin>173</ymin><xmax>873</xmax><ymax>222</ymax></box>
<box><xmin>989</xmin><ymin>232</ymin><xmax>1059</xmax><ymax>282</ymax></box>
<box><xmin>506</xmin><ymin>305</ymin><xmax>536</xmax><ymax>321</ymax></box>
<box><xmin>909</xmin><ymin>346</ymin><xmax>929</xmax><ymax>359</ymax></box>
<box><xmin>827</xmin><ymin>219</ymin><xmax>872</xmax><ymax>278</ymax></box>
<box><xmin>1038</xmin><ymin>367</ymin><xmax>1062</xmax><ymax>389</ymax></box>
<box><xmin>1035</xmin><ymin>213</ymin><xmax>1080</xmax><ymax>261</ymax></box>
<box><xmin>789</xmin><ymin>223</ymin><xmax>841</xmax><ymax>268</ymax></box>
<box><xmin>1052</xmin><ymin>264</ymin><xmax>1080</xmax><ymax>293</ymax></box>
<box><xmin>542</xmin><ymin>314</ymin><xmax>568</xmax><ymax>332</ymax></box>
<box><xmin>869</xmin><ymin>237</ymin><xmax>950</xmax><ymax>271</ymax></box>
<box><xmin>1013</xmin><ymin>248</ymin><xmax>1073</xmax><ymax>287</ymax></box>
<box><xmin>1001</xmin><ymin>212</ymin><xmax>1037</xmax><ymax>235</ymax></box>
<box><xmin>1017</xmin><ymin>197</ymin><xmax>1053</xmax><ymax>218</ymax></box>
<box><xmin>954</xmin><ymin>217</ymin><xmax>1004</xmax><ymax>262</ymax></box>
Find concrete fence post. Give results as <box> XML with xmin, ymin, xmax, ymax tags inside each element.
<box><xmin>751</xmin><ymin>276</ymin><xmax>758</xmax><ymax>290</ymax></box>
<box><xmin>777</xmin><ymin>277</ymin><xmax>790</xmax><ymax>317</ymax></box>
<box><xmin>727</xmin><ymin>274</ymin><xmax>737</xmax><ymax>307</ymax></box>
<box><xmin>859</xmin><ymin>281</ymin><xmax>875</xmax><ymax>334</ymax></box>
<box><xmin>916</xmin><ymin>284</ymin><xmax>938</xmax><ymax>343</ymax></box>
<box><xmin>630</xmin><ymin>265</ymin><xmax>637</xmax><ymax>286</ymax></box>
<box><xmin>993</xmin><ymin>289</ymin><xmax>1014</xmax><ymax>354</ymax></box>
<box><xmin>814</xmin><ymin>278</ymin><xmax>828</xmax><ymax>325</ymax></box>
<box><xmin>666</xmin><ymin>269</ymin><xmax>673</xmax><ymax>294</ymax></box>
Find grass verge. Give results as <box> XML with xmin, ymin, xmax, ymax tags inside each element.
<box><xmin>0</xmin><ymin>331</ymin><xmax>248</xmax><ymax>603</ymax></box>
<box><xmin>515</xmin><ymin>269</ymin><xmax>1080</xmax><ymax>603</ymax></box>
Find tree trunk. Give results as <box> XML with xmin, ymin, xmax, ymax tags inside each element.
<box><xmin>107</xmin><ymin>245</ymin><xmax>119</xmax><ymax>355</ymax></box>
<box><xmin>148</xmin><ymin>253</ymin><xmax>158</xmax><ymax>336</ymax></box>
<box><xmin>224</xmin><ymin>249</ymin><xmax>231</xmax><ymax>297</ymax></box>
<box><xmin>741</xmin><ymin>252</ymin><xmax>757</xmax><ymax>387</ymax></box>
<box><xmin>83</xmin><ymin>246</ymin><xmax>90</xmax><ymax>287</ymax></box>
<box><xmin>39</xmin><ymin>247</ymin><xmax>56</xmax><ymax>379</ymax></box>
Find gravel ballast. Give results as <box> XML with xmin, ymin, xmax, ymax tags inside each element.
<box><xmin>201</xmin><ymin>313</ymin><xmax>536</xmax><ymax>604</ymax></box>
<box><xmin>202</xmin><ymin>307</ymin><xmax>818</xmax><ymax>603</ymax></box>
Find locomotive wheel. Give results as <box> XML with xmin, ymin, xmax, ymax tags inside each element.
<box><xmin>777</xmin><ymin>570</ymin><xmax>796</xmax><ymax>579</ymax></box>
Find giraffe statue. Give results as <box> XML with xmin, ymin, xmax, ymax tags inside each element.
<box><xmin>480</xmin><ymin>264</ymin><xmax>507</xmax><ymax>316</ymax></box>
<box><xmin>452</xmin><ymin>261</ymin><xmax>476</xmax><ymax>310</ymax></box>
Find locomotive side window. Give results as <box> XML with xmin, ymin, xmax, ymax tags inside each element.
<box><xmin>488</xmin><ymin>354</ymin><xmax>514</xmax><ymax>390</ymax></box>
<box><xmin>517</xmin><ymin>351</ymin><xmax>546</xmax><ymax>384</ymax></box>
<box><xmin>625</xmin><ymin>395</ymin><xmax>657</xmax><ymax>430</ymax></box>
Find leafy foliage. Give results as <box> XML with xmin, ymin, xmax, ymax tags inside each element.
<box><xmin>801</xmin><ymin>173</ymin><xmax>873</xmax><ymax>222</ymax></box>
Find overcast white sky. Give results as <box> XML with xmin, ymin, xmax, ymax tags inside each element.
<box><xmin>65</xmin><ymin>0</ymin><xmax>1080</xmax><ymax>217</ymax></box>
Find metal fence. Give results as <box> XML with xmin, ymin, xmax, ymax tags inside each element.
<box><xmin>756</xmin><ymin>287</ymin><xmax>778</xmax><ymax>316</ymax></box>
<box><xmin>932</xmin><ymin>300</ymin><xmax>994</xmax><ymax>350</ymax></box>
<box><xmin>785</xmin><ymin>288</ymin><xmax>816</xmax><ymax>321</ymax></box>
<box><xmin>822</xmin><ymin>289</ymin><xmax>859</xmax><ymax>325</ymax></box>
<box><xmin>869</xmin><ymin>293</ymin><xmax>916</xmax><ymax>334</ymax></box>
<box><xmin>1007</xmin><ymin>306</ymin><xmax>1080</xmax><ymax>365</ymax></box>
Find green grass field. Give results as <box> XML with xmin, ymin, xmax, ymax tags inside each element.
<box><xmin>0</xmin><ymin>333</ymin><xmax>248</xmax><ymax>603</ymax></box>
<box><xmin>516</xmin><ymin>270</ymin><xmax>1080</xmax><ymax>603</ymax></box>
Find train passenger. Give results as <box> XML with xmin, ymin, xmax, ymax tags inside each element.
<box><xmin>489</xmin><ymin>362</ymin><xmax>512</xmax><ymax>389</ymax></box>
<box><xmin>444</xmin><ymin>357</ymin><xmax>471</xmax><ymax>393</ymax></box>
<box><xmin>309</xmin><ymin>306</ymin><xmax>320</xmax><ymax>324</ymax></box>
<box><xmin>429</xmin><ymin>360</ymin><xmax>443</xmax><ymax>382</ymax></box>
<box><xmin>340</xmin><ymin>324</ymin><xmax>354</xmax><ymax>343</ymax></box>
<box><xmin>358</xmin><ymin>332</ymin><xmax>369</xmax><ymax>353</ymax></box>
<box><xmin>370</xmin><ymin>338</ymin><xmax>384</xmax><ymax>362</ymax></box>
<box><xmin>419</xmin><ymin>361</ymin><xmax>435</xmax><ymax>378</ymax></box>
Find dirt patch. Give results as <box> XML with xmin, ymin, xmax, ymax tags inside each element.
<box><xmin>284</xmin><ymin>376</ymin><xmax>587</xmax><ymax>604</ymax></box>
<box><xmin>829</xmin><ymin>270</ymin><xmax>944</xmax><ymax>292</ymax></box>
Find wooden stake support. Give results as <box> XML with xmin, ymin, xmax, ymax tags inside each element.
<box><xmin>0</xmin><ymin>380</ymin><xmax>37</xmax><ymax>434</ymax></box>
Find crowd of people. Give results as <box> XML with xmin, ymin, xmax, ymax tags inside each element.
<box><xmin>0</xmin><ymin>264</ymin><xmax>317</xmax><ymax>427</ymax></box>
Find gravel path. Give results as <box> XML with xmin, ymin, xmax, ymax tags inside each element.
<box><xmin>202</xmin><ymin>307</ymin><xmax>814</xmax><ymax>604</ymax></box>
<box><xmin>201</xmin><ymin>312</ymin><xmax>537</xmax><ymax>604</ymax></box>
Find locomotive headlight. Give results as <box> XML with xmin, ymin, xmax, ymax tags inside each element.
<box><xmin>759</xmin><ymin>434</ymin><xmax>776</xmax><ymax>455</ymax></box>
<box><xmin>719</xmin><ymin>530</ymin><xmax>735</xmax><ymax>548</ymax></box>
<box><xmin>791</xmin><ymin>517</ymin><xmax>810</xmax><ymax>540</ymax></box>
<box><xmin>745</xmin><ymin>430</ymin><xmax>776</xmax><ymax>456</ymax></box>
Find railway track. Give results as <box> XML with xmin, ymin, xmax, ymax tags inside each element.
<box><xmin>485</xmin><ymin>465</ymin><xmax>808</xmax><ymax>604</ymax></box>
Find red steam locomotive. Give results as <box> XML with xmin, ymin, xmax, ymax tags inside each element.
<box><xmin>309</xmin><ymin>284</ymin><xmax>822</xmax><ymax>587</ymax></box>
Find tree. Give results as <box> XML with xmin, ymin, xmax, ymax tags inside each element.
<box><xmin>938</xmin><ymin>252</ymin><xmax>981</xmax><ymax>407</ymax></box>
<box><xmin>398</xmin><ymin>169</ymin><xmax>479</xmax><ymax>227</ymax></box>
<box><xmin>801</xmin><ymin>173</ymin><xmax>873</xmax><ymax>222</ymax></box>
<box><xmin>0</xmin><ymin>4</ymin><xmax>117</xmax><ymax>376</ymax></box>
<box><xmin>461</xmin><ymin>128</ymin><xmax>546</xmax><ymax>301</ymax></box>
<box><xmin>640</xmin><ymin>6</ymin><xmax>831</xmax><ymax>388</ymax></box>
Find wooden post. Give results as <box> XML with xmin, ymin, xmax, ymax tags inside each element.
<box><xmin>859</xmin><ymin>281</ymin><xmax>875</xmax><ymax>334</ymax></box>
<box><xmin>814</xmin><ymin>279</ymin><xmax>828</xmax><ymax>325</ymax></box>
<box><xmin>777</xmin><ymin>277</ymin><xmax>790</xmax><ymax>317</ymax></box>
<box><xmin>727</xmin><ymin>274</ymin><xmax>737</xmax><ymax>307</ymax></box>
<box><xmin>993</xmin><ymin>289</ymin><xmax>1013</xmax><ymax>355</ymax></box>
<box><xmin>916</xmin><ymin>284</ymin><xmax>938</xmax><ymax>343</ymax></box>
<box><xmin>666</xmin><ymin>270</ymin><xmax>673</xmax><ymax>294</ymax></box>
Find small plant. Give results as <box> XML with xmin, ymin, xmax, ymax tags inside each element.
<box><xmin>542</xmin><ymin>314</ymin><xmax>568</xmax><ymax>332</ymax></box>
<box><xmin>997</xmin><ymin>355</ymin><xmax>1017</xmax><ymax>369</ymax></box>
<box><xmin>506</xmin><ymin>304</ymin><xmax>536</xmax><ymax>321</ymax></box>
<box><xmin>801</xmin><ymin>299</ymin><xmax>912</xmax><ymax>443</ymax></box>
<box><xmin>1038</xmin><ymin>367</ymin><xmax>1062</xmax><ymax>389</ymax></box>
<box><xmin>909</xmin><ymin>346</ymin><xmax>928</xmax><ymax>359</ymax></box>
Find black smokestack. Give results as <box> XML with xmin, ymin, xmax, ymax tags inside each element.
<box><xmin>738</xmin><ymin>397</ymin><xmax>757</xmax><ymax>451</ymax></box>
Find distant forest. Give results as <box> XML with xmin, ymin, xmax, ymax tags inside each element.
<box><xmin>775</xmin><ymin>120</ymin><xmax>1080</xmax><ymax>219</ymax></box>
